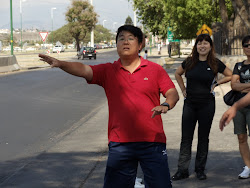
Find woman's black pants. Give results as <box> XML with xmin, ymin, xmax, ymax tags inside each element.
<box><xmin>177</xmin><ymin>98</ymin><xmax>215</xmax><ymax>173</ymax></box>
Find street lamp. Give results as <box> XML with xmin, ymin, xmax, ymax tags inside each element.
<box><xmin>20</xmin><ymin>0</ymin><xmax>26</xmax><ymax>52</ymax></box>
<box><xmin>113</xmin><ymin>22</ymin><xmax>117</xmax><ymax>32</ymax></box>
<box><xmin>51</xmin><ymin>7</ymin><xmax>56</xmax><ymax>50</ymax></box>
<box><xmin>103</xmin><ymin>20</ymin><xmax>107</xmax><ymax>28</ymax></box>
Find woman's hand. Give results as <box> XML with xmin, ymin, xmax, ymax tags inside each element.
<box><xmin>182</xmin><ymin>89</ymin><xmax>187</xmax><ymax>98</ymax></box>
<box><xmin>210</xmin><ymin>82</ymin><xmax>218</xmax><ymax>93</ymax></box>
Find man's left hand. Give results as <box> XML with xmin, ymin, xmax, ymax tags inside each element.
<box><xmin>151</xmin><ymin>106</ymin><xmax>169</xmax><ymax>118</ymax></box>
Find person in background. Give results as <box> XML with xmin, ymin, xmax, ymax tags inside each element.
<box><xmin>220</xmin><ymin>35</ymin><xmax>250</xmax><ymax>179</ymax></box>
<box><xmin>173</xmin><ymin>33</ymin><xmax>232</xmax><ymax>181</ymax></box>
<box><xmin>143</xmin><ymin>50</ymin><xmax>148</xmax><ymax>60</ymax></box>
<box><xmin>168</xmin><ymin>43</ymin><xmax>172</xmax><ymax>58</ymax></box>
<box><xmin>39</xmin><ymin>25</ymin><xmax>179</xmax><ymax>188</ymax></box>
<box><xmin>158</xmin><ymin>42</ymin><xmax>161</xmax><ymax>55</ymax></box>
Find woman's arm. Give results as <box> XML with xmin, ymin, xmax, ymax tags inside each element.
<box><xmin>217</xmin><ymin>67</ymin><xmax>232</xmax><ymax>85</ymax></box>
<box><xmin>211</xmin><ymin>67</ymin><xmax>232</xmax><ymax>91</ymax></box>
<box><xmin>175</xmin><ymin>65</ymin><xmax>186</xmax><ymax>97</ymax></box>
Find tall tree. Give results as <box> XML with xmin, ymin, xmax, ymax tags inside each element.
<box><xmin>230</xmin><ymin>0</ymin><xmax>250</xmax><ymax>29</ymax></box>
<box><xmin>83</xmin><ymin>25</ymin><xmax>115</xmax><ymax>44</ymax></box>
<box><xmin>217</xmin><ymin>0</ymin><xmax>249</xmax><ymax>54</ymax></box>
<box><xmin>65</xmin><ymin>0</ymin><xmax>98</xmax><ymax>51</ymax></box>
<box><xmin>47</xmin><ymin>24</ymin><xmax>73</xmax><ymax>44</ymax></box>
<box><xmin>132</xmin><ymin>0</ymin><xmax>235</xmax><ymax>39</ymax></box>
<box><xmin>47</xmin><ymin>24</ymin><xmax>114</xmax><ymax>47</ymax></box>
<box><xmin>125</xmin><ymin>16</ymin><xmax>134</xmax><ymax>25</ymax></box>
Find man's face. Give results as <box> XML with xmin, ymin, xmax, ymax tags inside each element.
<box><xmin>243</xmin><ymin>40</ymin><xmax>250</xmax><ymax>56</ymax></box>
<box><xmin>116</xmin><ymin>31</ymin><xmax>142</xmax><ymax>58</ymax></box>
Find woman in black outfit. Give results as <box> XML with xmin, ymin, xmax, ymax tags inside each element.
<box><xmin>173</xmin><ymin>34</ymin><xmax>232</xmax><ymax>180</ymax></box>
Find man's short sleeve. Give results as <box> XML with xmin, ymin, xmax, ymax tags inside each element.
<box><xmin>88</xmin><ymin>63</ymin><xmax>109</xmax><ymax>87</ymax></box>
<box><xmin>157</xmin><ymin>66</ymin><xmax>175</xmax><ymax>95</ymax></box>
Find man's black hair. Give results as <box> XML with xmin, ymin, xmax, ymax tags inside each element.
<box><xmin>116</xmin><ymin>25</ymin><xmax>143</xmax><ymax>44</ymax></box>
<box><xmin>242</xmin><ymin>35</ymin><xmax>250</xmax><ymax>46</ymax></box>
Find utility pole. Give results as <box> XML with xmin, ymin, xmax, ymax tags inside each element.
<box><xmin>134</xmin><ymin>10</ymin><xmax>137</xmax><ymax>26</ymax></box>
<box><xmin>20</xmin><ymin>0</ymin><xmax>26</xmax><ymax>52</ymax></box>
<box><xmin>103</xmin><ymin>20</ymin><xmax>107</xmax><ymax>27</ymax></box>
<box><xmin>10</xmin><ymin>0</ymin><xmax>14</xmax><ymax>55</ymax></box>
<box><xmin>133</xmin><ymin>2</ymin><xmax>137</xmax><ymax>26</ymax></box>
<box><xmin>90</xmin><ymin>0</ymin><xmax>94</xmax><ymax>47</ymax></box>
<box><xmin>51</xmin><ymin>7</ymin><xmax>56</xmax><ymax>50</ymax></box>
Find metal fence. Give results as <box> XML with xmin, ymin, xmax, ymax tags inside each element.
<box><xmin>213</xmin><ymin>27</ymin><xmax>249</xmax><ymax>55</ymax></box>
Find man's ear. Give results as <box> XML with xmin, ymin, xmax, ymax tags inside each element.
<box><xmin>141</xmin><ymin>34</ymin><xmax>146</xmax><ymax>50</ymax></box>
<box><xmin>139</xmin><ymin>43</ymin><xmax>143</xmax><ymax>51</ymax></box>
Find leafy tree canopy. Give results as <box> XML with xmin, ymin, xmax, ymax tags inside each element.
<box><xmin>48</xmin><ymin>24</ymin><xmax>114</xmax><ymax>46</ymax></box>
<box><xmin>132</xmin><ymin>0</ymin><xmax>234</xmax><ymax>39</ymax></box>
<box><xmin>47</xmin><ymin>24</ymin><xmax>72</xmax><ymax>44</ymax></box>
<box><xmin>125</xmin><ymin>16</ymin><xmax>134</xmax><ymax>25</ymax></box>
<box><xmin>83</xmin><ymin>25</ymin><xmax>115</xmax><ymax>44</ymax></box>
<box><xmin>65</xmin><ymin>0</ymin><xmax>98</xmax><ymax>51</ymax></box>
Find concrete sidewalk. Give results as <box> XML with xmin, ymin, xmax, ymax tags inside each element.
<box><xmin>1</xmin><ymin>47</ymin><xmax>249</xmax><ymax>188</ymax></box>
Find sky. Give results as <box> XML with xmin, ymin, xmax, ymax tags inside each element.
<box><xmin>0</xmin><ymin>0</ymin><xmax>137</xmax><ymax>32</ymax></box>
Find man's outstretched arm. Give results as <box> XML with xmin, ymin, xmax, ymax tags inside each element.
<box><xmin>39</xmin><ymin>54</ymin><xmax>93</xmax><ymax>82</ymax></box>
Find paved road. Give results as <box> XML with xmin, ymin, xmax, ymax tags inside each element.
<box><xmin>1</xmin><ymin>47</ymin><xmax>249</xmax><ymax>187</ymax></box>
<box><xmin>0</xmin><ymin>50</ymin><xmax>117</xmax><ymax>187</ymax></box>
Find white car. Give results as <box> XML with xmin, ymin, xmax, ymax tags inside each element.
<box><xmin>3</xmin><ymin>47</ymin><xmax>11</xmax><ymax>51</ymax></box>
<box><xmin>14</xmin><ymin>47</ymin><xmax>22</xmax><ymax>52</ymax></box>
<box><xmin>26</xmin><ymin>47</ymin><xmax>36</xmax><ymax>51</ymax></box>
<box><xmin>52</xmin><ymin>45</ymin><xmax>65</xmax><ymax>53</ymax></box>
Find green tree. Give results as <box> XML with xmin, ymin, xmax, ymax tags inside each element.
<box><xmin>229</xmin><ymin>0</ymin><xmax>249</xmax><ymax>29</ymax></box>
<box><xmin>84</xmin><ymin>24</ymin><xmax>114</xmax><ymax>44</ymax></box>
<box><xmin>125</xmin><ymin>16</ymin><xmax>134</xmax><ymax>25</ymax></box>
<box><xmin>47</xmin><ymin>24</ymin><xmax>73</xmax><ymax>44</ymax></box>
<box><xmin>65</xmin><ymin>0</ymin><xmax>98</xmax><ymax>51</ymax></box>
<box><xmin>132</xmin><ymin>0</ymin><xmax>235</xmax><ymax>39</ymax></box>
<box><xmin>218</xmin><ymin>0</ymin><xmax>249</xmax><ymax>54</ymax></box>
<box><xmin>47</xmin><ymin>24</ymin><xmax>114</xmax><ymax>47</ymax></box>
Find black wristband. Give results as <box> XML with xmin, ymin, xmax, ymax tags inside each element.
<box><xmin>161</xmin><ymin>102</ymin><xmax>171</xmax><ymax>110</ymax></box>
<box><xmin>214</xmin><ymin>81</ymin><xmax>219</xmax><ymax>87</ymax></box>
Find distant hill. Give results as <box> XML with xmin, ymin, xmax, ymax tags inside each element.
<box><xmin>0</xmin><ymin>20</ymin><xmax>60</xmax><ymax>31</ymax></box>
<box><xmin>0</xmin><ymin>31</ymin><xmax>47</xmax><ymax>45</ymax></box>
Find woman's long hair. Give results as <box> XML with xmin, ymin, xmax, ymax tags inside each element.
<box><xmin>185</xmin><ymin>34</ymin><xmax>217</xmax><ymax>75</ymax></box>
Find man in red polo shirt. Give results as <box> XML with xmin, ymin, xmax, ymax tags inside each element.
<box><xmin>39</xmin><ymin>25</ymin><xmax>179</xmax><ymax>188</ymax></box>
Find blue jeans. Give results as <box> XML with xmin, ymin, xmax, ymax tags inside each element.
<box><xmin>103</xmin><ymin>142</ymin><xmax>172</xmax><ymax>188</ymax></box>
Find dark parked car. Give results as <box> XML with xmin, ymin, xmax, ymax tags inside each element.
<box><xmin>77</xmin><ymin>47</ymin><xmax>96</xmax><ymax>60</ymax></box>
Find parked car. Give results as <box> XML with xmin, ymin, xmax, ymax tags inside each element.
<box><xmin>77</xmin><ymin>46</ymin><xmax>96</xmax><ymax>60</ymax></box>
<box><xmin>52</xmin><ymin>45</ymin><xmax>65</xmax><ymax>53</ymax></box>
<box><xmin>3</xmin><ymin>47</ymin><xmax>11</xmax><ymax>51</ymax></box>
<box><xmin>25</xmin><ymin>47</ymin><xmax>36</xmax><ymax>51</ymax></box>
<box><xmin>14</xmin><ymin>47</ymin><xmax>22</xmax><ymax>52</ymax></box>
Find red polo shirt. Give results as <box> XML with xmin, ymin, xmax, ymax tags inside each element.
<box><xmin>88</xmin><ymin>57</ymin><xmax>175</xmax><ymax>143</ymax></box>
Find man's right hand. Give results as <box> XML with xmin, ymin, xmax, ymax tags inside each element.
<box><xmin>219</xmin><ymin>106</ymin><xmax>237</xmax><ymax>131</ymax></box>
<box><xmin>39</xmin><ymin>54</ymin><xmax>61</xmax><ymax>68</ymax></box>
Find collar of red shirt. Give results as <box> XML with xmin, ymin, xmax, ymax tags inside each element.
<box><xmin>115</xmin><ymin>57</ymin><xmax>148</xmax><ymax>70</ymax></box>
